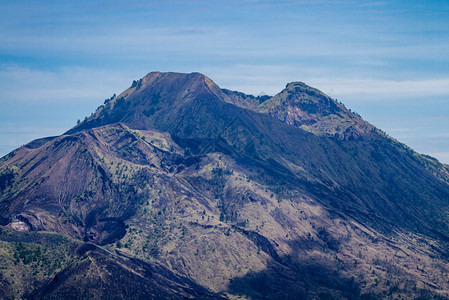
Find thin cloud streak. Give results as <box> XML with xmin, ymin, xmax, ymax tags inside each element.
<box><xmin>0</xmin><ymin>65</ymin><xmax>138</xmax><ymax>102</ymax></box>
<box><xmin>203</xmin><ymin>64</ymin><xmax>449</xmax><ymax>101</ymax></box>
<box><xmin>3</xmin><ymin>63</ymin><xmax>449</xmax><ymax>105</ymax></box>
<box><xmin>3</xmin><ymin>27</ymin><xmax>448</xmax><ymax>61</ymax></box>
<box><xmin>308</xmin><ymin>78</ymin><xmax>449</xmax><ymax>100</ymax></box>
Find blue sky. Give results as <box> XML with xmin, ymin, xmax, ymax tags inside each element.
<box><xmin>1</xmin><ymin>0</ymin><xmax>449</xmax><ymax>163</ymax></box>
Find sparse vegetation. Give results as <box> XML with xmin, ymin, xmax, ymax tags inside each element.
<box><xmin>1</xmin><ymin>72</ymin><xmax>449</xmax><ymax>299</ymax></box>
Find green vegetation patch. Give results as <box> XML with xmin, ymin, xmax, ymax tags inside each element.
<box><xmin>0</xmin><ymin>229</ymin><xmax>80</xmax><ymax>298</ymax></box>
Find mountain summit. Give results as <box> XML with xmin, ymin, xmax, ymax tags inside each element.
<box><xmin>1</xmin><ymin>72</ymin><xmax>449</xmax><ymax>299</ymax></box>
<box><xmin>258</xmin><ymin>81</ymin><xmax>376</xmax><ymax>139</ymax></box>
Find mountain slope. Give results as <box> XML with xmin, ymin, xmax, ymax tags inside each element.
<box><xmin>0</xmin><ymin>230</ymin><xmax>220</xmax><ymax>299</ymax></box>
<box><xmin>1</xmin><ymin>72</ymin><xmax>449</xmax><ymax>299</ymax></box>
<box><xmin>67</xmin><ymin>72</ymin><xmax>449</xmax><ymax>239</ymax></box>
<box><xmin>258</xmin><ymin>81</ymin><xmax>376</xmax><ymax>139</ymax></box>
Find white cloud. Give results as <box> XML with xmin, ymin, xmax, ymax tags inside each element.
<box><xmin>307</xmin><ymin>77</ymin><xmax>449</xmax><ymax>101</ymax></box>
<box><xmin>0</xmin><ymin>64</ymin><xmax>139</xmax><ymax>102</ymax></box>
<box><xmin>200</xmin><ymin>64</ymin><xmax>449</xmax><ymax>101</ymax></box>
<box><xmin>3</xmin><ymin>63</ymin><xmax>449</xmax><ymax>105</ymax></box>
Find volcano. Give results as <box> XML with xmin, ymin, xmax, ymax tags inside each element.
<box><xmin>1</xmin><ymin>72</ymin><xmax>449</xmax><ymax>299</ymax></box>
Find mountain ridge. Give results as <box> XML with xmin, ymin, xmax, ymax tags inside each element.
<box><xmin>1</xmin><ymin>72</ymin><xmax>449</xmax><ymax>299</ymax></box>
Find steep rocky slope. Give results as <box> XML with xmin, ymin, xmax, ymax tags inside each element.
<box><xmin>257</xmin><ymin>81</ymin><xmax>375</xmax><ymax>139</ymax></box>
<box><xmin>1</xmin><ymin>72</ymin><xmax>449</xmax><ymax>299</ymax></box>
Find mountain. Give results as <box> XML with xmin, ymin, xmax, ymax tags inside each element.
<box><xmin>257</xmin><ymin>81</ymin><xmax>375</xmax><ymax>139</ymax></box>
<box><xmin>1</xmin><ymin>71</ymin><xmax>449</xmax><ymax>299</ymax></box>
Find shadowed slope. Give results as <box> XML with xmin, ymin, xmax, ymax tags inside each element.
<box><xmin>63</xmin><ymin>72</ymin><xmax>449</xmax><ymax>239</ymax></box>
<box><xmin>1</xmin><ymin>72</ymin><xmax>449</xmax><ymax>298</ymax></box>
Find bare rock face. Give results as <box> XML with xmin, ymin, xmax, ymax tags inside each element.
<box><xmin>1</xmin><ymin>72</ymin><xmax>449</xmax><ymax>299</ymax></box>
<box><xmin>9</xmin><ymin>217</ymin><xmax>30</xmax><ymax>232</ymax></box>
<box><xmin>257</xmin><ymin>81</ymin><xmax>377</xmax><ymax>140</ymax></box>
